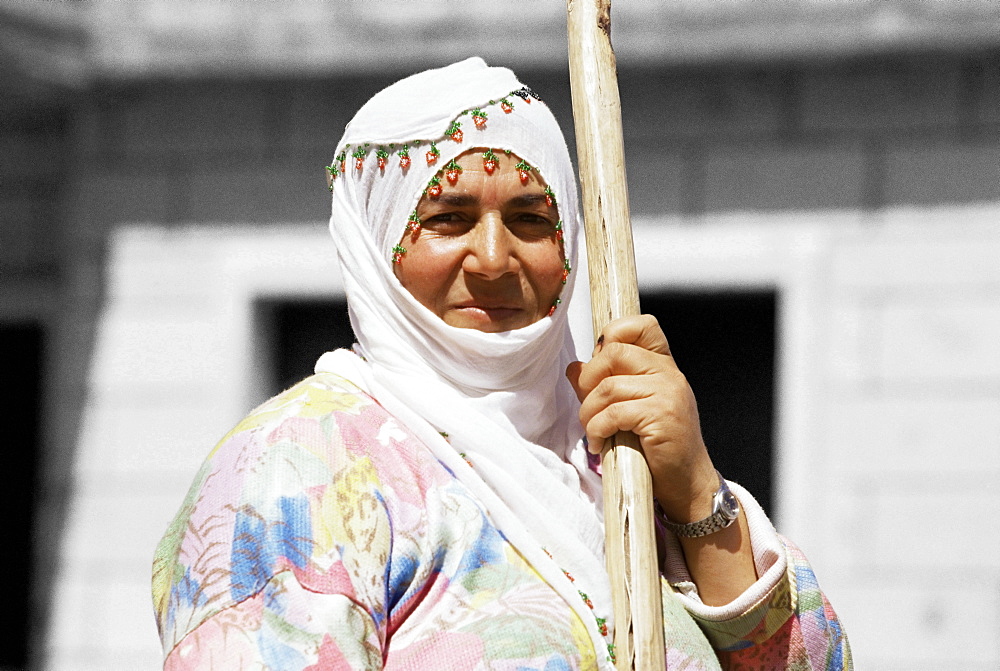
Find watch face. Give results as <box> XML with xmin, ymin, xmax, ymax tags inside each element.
<box><xmin>720</xmin><ymin>491</ymin><xmax>740</xmax><ymax>520</ymax></box>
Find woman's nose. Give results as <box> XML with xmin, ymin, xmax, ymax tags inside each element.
<box><xmin>463</xmin><ymin>215</ymin><xmax>518</xmax><ymax>280</ymax></box>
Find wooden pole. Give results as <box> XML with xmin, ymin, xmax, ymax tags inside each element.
<box><xmin>566</xmin><ymin>1</ymin><xmax>666</xmax><ymax>669</ymax></box>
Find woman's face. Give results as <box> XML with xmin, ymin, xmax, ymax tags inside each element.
<box><xmin>394</xmin><ymin>149</ymin><xmax>566</xmax><ymax>333</ymax></box>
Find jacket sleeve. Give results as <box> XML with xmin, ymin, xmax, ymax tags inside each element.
<box><xmin>162</xmin><ymin>573</ymin><xmax>384</xmax><ymax>670</ymax></box>
<box><xmin>153</xmin><ymin>378</ymin><xmax>397</xmax><ymax>670</ymax></box>
<box><xmin>663</xmin><ymin>482</ymin><xmax>853</xmax><ymax>670</ymax></box>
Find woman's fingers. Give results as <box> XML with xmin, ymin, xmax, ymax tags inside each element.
<box><xmin>568</xmin><ymin>315</ymin><xmax>716</xmax><ymax>505</ymax></box>
<box><xmin>572</xmin><ymin>315</ymin><xmax>674</xmax><ymax>401</ymax></box>
<box><xmin>578</xmin><ymin>373</ymin><xmax>695</xmax><ymax>445</ymax></box>
<box><xmin>568</xmin><ymin>316</ymin><xmax>684</xmax><ymax>453</ymax></box>
<box><xmin>575</xmin><ymin>340</ymin><xmax>680</xmax><ymax>398</ymax></box>
<box><xmin>575</xmin><ymin>373</ymin><xmax>658</xmax><ymax>453</ymax></box>
<box><xmin>596</xmin><ymin>314</ymin><xmax>672</xmax><ymax>356</ymax></box>
<box><xmin>581</xmin><ymin>390</ymin><xmax>712</xmax><ymax>503</ymax></box>
<box><xmin>577</xmin><ymin>373</ymin><xmax>656</xmax><ymax>432</ymax></box>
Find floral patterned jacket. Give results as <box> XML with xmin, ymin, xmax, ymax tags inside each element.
<box><xmin>153</xmin><ymin>373</ymin><xmax>851</xmax><ymax>670</ymax></box>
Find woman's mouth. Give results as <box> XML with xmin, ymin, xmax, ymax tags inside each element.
<box><xmin>448</xmin><ymin>299</ymin><xmax>528</xmax><ymax>325</ymax></box>
<box><xmin>454</xmin><ymin>305</ymin><xmax>522</xmax><ymax>320</ymax></box>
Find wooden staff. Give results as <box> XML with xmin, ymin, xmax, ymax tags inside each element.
<box><xmin>566</xmin><ymin>1</ymin><xmax>666</xmax><ymax>669</ymax></box>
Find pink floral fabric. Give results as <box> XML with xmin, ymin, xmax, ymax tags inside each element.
<box><xmin>153</xmin><ymin>373</ymin><xmax>850</xmax><ymax>669</ymax></box>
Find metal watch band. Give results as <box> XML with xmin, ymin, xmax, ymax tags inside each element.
<box><xmin>654</xmin><ymin>470</ymin><xmax>740</xmax><ymax>538</ymax></box>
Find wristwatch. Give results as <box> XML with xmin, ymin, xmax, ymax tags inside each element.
<box><xmin>655</xmin><ymin>470</ymin><xmax>740</xmax><ymax>538</ymax></box>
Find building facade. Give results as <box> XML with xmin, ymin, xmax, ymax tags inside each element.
<box><xmin>3</xmin><ymin>2</ymin><xmax>999</xmax><ymax>669</ymax></box>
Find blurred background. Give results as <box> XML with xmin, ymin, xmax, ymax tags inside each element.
<box><xmin>3</xmin><ymin>0</ymin><xmax>999</xmax><ymax>668</ymax></box>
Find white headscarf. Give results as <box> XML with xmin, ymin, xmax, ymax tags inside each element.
<box><xmin>315</xmin><ymin>57</ymin><xmax>613</xmax><ymax>665</ymax></box>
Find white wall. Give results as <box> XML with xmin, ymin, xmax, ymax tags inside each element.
<box><xmin>48</xmin><ymin>207</ymin><xmax>1000</xmax><ymax>669</ymax></box>
<box><xmin>46</xmin><ymin>223</ymin><xmax>342</xmax><ymax>670</ymax></box>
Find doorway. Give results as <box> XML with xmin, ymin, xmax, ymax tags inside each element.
<box><xmin>1</xmin><ymin>322</ymin><xmax>44</xmax><ymax>669</ymax></box>
<box><xmin>641</xmin><ymin>290</ymin><xmax>776</xmax><ymax>515</ymax></box>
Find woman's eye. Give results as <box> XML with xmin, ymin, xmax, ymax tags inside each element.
<box><xmin>509</xmin><ymin>213</ymin><xmax>555</xmax><ymax>235</ymax></box>
<box><xmin>421</xmin><ymin>213</ymin><xmax>473</xmax><ymax>232</ymax></box>
<box><xmin>512</xmin><ymin>211</ymin><xmax>553</xmax><ymax>224</ymax></box>
<box><xmin>424</xmin><ymin>213</ymin><xmax>457</xmax><ymax>222</ymax></box>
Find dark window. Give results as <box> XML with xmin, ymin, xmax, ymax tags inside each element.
<box><xmin>257</xmin><ymin>297</ymin><xmax>355</xmax><ymax>395</ymax></box>
<box><xmin>0</xmin><ymin>323</ymin><xmax>44</xmax><ymax>668</ymax></box>
<box><xmin>640</xmin><ymin>290</ymin><xmax>776</xmax><ymax>516</ymax></box>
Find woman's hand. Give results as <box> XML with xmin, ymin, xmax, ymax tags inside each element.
<box><xmin>566</xmin><ymin>314</ymin><xmax>758</xmax><ymax>605</ymax></box>
<box><xmin>565</xmin><ymin>314</ymin><xmax>718</xmax><ymax>524</ymax></box>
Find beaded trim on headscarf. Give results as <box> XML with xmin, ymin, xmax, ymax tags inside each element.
<box><xmin>326</xmin><ymin>86</ymin><xmax>571</xmax><ymax>314</ymax></box>
<box><xmin>324</xmin><ymin>86</ymin><xmax>540</xmax><ymax>192</ymax></box>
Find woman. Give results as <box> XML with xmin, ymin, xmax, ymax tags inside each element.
<box><xmin>153</xmin><ymin>58</ymin><xmax>850</xmax><ymax>669</ymax></box>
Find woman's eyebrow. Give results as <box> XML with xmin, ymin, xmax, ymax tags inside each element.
<box><xmin>507</xmin><ymin>194</ymin><xmax>549</xmax><ymax>207</ymax></box>
<box><xmin>432</xmin><ymin>194</ymin><xmax>478</xmax><ymax>207</ymax></box>
<box><xmin>424</xmin><ymin>193</ymin><xmax>549</xmax><ymax>208</ymax></box>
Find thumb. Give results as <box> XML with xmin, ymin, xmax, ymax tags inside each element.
<box><xmin>565</xmin><ymin>361</ymin><xmax>586</xmax><ymax>403</ymax></box>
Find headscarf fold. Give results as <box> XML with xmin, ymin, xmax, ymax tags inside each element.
<box><xmin>315</xmin><ymin>57</ymin><xmax>614</xmax><ymax>666</ymax></box>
